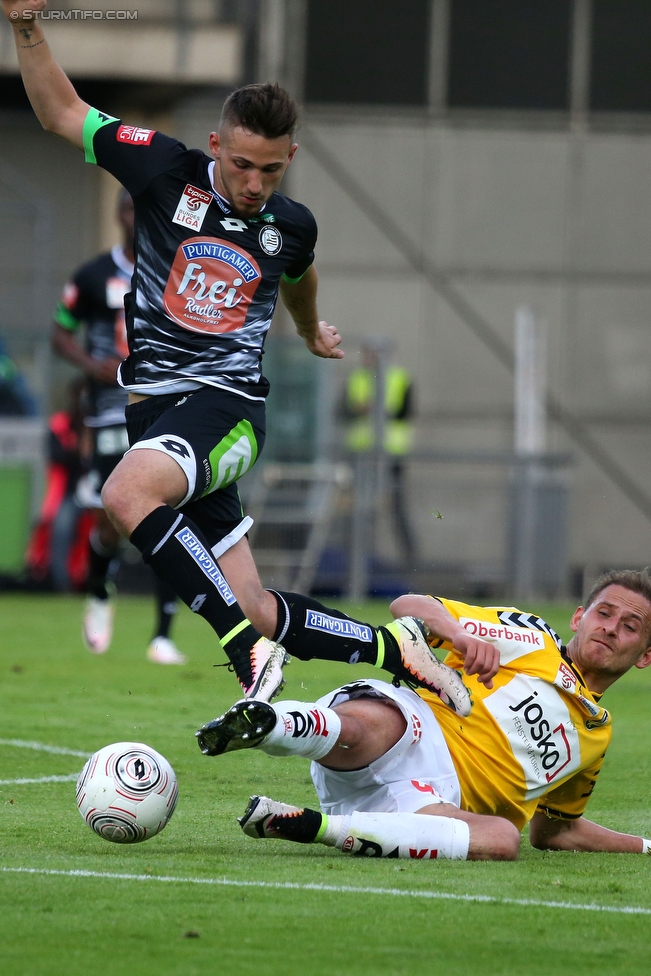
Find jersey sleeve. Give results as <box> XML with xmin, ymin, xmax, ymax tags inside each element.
<box><xmin>535</xmin><ymin>752</ymin><xmax>606</xmax><ymax>821</ymax></box>
<box><xmin>82</xmin><ymin>107</ymin><xmax>188</xmax><ymax>197</ymax></box>
<box><xmin>423</xmin><ymin>596</ymin><xmax>467</xmax><ymax>664</ymax></box>
<box><xmin>282</xmin><ymin>206</ymin><xmax>318</xmax><ymax>283</ymax></box>
<box><xmin>53</xmin><ymin>267</ymin><xmax>93</xmax><ymax>331</ymax></box>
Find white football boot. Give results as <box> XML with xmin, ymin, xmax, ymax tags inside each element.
<box><xmin>147</xmin><ymin>636</ymin><xmax>186</xmax><ymax>665</ymax></box>
<box><xmin>239</xmin><ymin>795</ymin><xmax>308</xmax><ymax>840</ymax></box>
<box><xmin>241</xmin><ymin>637</ymin><xmax>289</xmax><ymax>702</ymax></box>
<box><xmin>82</xmin><ymin>595</ymin><xmax>115</xmax><ymax>655</ymax></box>
<box><xmin>386</xmin><ymin>616</ymin><xmax>472</xmax><ymax>717</ymax></box>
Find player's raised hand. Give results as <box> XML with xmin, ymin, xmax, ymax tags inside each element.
<box><xmin>452</xmin><ymin>631</ymin><xmax>501</xmax><ymax>688</ymax></box>
<box><xmin>1</xmin><ymin>0</ymin><xmax>47</xmax><ymax>24</ymax></box>
<box><xmin>305</xmin><ymin>321</ymin><xmax>344</xmax><ymax>359</ymax></box>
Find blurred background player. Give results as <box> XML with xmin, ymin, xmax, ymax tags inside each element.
<box><xmin>24</xmin><ymin>377</ymin><xmax>93</xmax><ymax>592</ymax></box>
<box><xmin>0</xmin><ymin>335</ymin><xmax>38</xmax><ymax>416</ymax></box>
<box><xmin>51</xmin><ymin>190</ymin><xmax>185</xmax><ymax>664</ymax></box>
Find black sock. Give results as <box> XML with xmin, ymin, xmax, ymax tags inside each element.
<box><xmin>270</xmin><ymin>591</ymin><xmax>403</xmax><ymax>674</ymax></box>
<box><xmin>87</xmin><ymin>530</ymin><xmax>119</xmax><ymax>600</ymax></box>
<box><xmin>130</xmin><ymin>506</ymin><xmax>262</xmax><ymax>686</ymax></box>
<box><xmin>264</xmin><ymin>805</ymin><xmax>324</xmax><ymax>844</ymax></box>
<box><xmin>153</xmin><ymin>575</ymin><xmax>178</xmax><ymax>640</ymax></box>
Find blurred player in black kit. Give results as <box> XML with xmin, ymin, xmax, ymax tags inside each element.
<box><xmin>4</xmin><ymin>1</ymin><xmax>471</xmax><ymax>715</ymax></box>
<box><xmin>52</xmin><ymin>190</ymin><xmax>184</xmax><ymax>662</ymax></box>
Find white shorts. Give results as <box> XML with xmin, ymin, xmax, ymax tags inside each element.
<box><xmin>310</xmin><ymin>679</ymin><xmax>461</xmax><ymax>816</ymax></box>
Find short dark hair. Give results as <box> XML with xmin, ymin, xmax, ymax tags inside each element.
<box><xmin>220</xmin><ymin>83</ymin><xmax>298</xmax><ymax>140</ymax></box>
<box><xmin>584</xmin><ymin>569</ymin><xmax>651</xmax><ymax>613</ymax></box>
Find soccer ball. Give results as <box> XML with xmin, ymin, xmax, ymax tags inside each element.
<box><xmin>76</xmin><ymin>742</ymin><xmax>178</xmax><ymax>843</ymax></box>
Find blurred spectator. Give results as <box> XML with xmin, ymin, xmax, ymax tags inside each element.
<box><xmin>0</xmin><ymin>336</ymin><xmax>38</xmax><ymax>416</ymax></box>
<box><xmin>25</xmin><ymin>378</ymin><xmax>93</xmax><ymax>591</ymax></box>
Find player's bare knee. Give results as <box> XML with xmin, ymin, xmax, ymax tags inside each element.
<box><xmin>489</xmin><ymin>819</ymin><xmax>521</xmax><ymax>861</ymax></box>
<box><xmin>327</xmin><ymin>698</ymin><xmax>406</xmax><ymax>765</ymax></box>
<box><xmin>466</xmin><ymin>816</ymin><xmax>520</xmax><ymax>861</ymax></box>
<box><xmin>101</xmin><ymin>470</ymin><xmax>150</xmax><ymax>537</ymax></box>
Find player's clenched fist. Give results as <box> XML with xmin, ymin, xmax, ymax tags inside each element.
<box><xmin>1</xmin><ymin>0</ymin><xmax>46</xmax><ymax>24</ymax></box>
<box><xmin>451</xmin><ymin>631</ymin><xmax>501</xmax><ymax>688</ymax></box>
<box><xmin>307</xmin><ymin>321</ymin><xmax>344</xmax><ymax>360</ymax></box>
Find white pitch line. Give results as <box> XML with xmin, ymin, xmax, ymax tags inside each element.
<box><xmin>0</xmin><ymin>774</ymin><xmax>79</xmax><ymax>785</ymax></box>
<box><xmin>2</xmin><ymin>867</ymin><xmax>650</xmax><ymax>916</ymax></box>
<box><xmin>0</xmin><ymin>738</ymin><xmax>89</xmax><ymax>758</ymax></box>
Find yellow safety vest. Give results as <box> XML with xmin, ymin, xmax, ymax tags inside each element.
<box><xmin>345</xmin><ymin>366</ymin><xmax>413</xmax><ymax>455</ymax></box>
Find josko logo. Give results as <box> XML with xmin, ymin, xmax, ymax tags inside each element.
<box><xmin>484</xmin><ymin>674</ymin><xmax>581</xmax><ymax>797</ymax></box>
<box><xmin>163</xmin><ymin>237</ymin><xmax>261</xmax><ymax>333</ymax></box>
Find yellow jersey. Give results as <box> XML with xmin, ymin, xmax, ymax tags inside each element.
<box><xmin>418</xmin><ymin>598</ymin><xmax>611</xmax><ymax>830</ymax></box>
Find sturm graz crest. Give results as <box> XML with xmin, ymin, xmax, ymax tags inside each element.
<box><xmin>259</xmin><ymin>225</ymin><xmax>282</xmax><ymax>255</ymax></box>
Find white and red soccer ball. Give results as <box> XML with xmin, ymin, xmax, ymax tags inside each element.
<box><xmin>76</xmin><ymin>742</ymin><xmax>178</xmax><ymax>843</ymax></box>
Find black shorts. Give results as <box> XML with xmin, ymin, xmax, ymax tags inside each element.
<box><xmin>93</xmin><ymin>424</ymin><xmax>130</xmax><ymax>484</ymax></box>
<box><xmin>76</xmin><ymin>424</ymin><xmax>130</xmax><ymax>508</ymax></box>
<box><xmin>124</xmin><ymin>387</ymin><xmax>266</xmax><ymax>554</ymax></box>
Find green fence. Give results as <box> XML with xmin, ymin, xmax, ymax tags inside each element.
<box><xmin>0</xmin><ymin>465</ymin><xmax>31</xmax><ymax>572</ymax></box>
<box><xmin>262</xmin><ymin>339</ymin><xmax>321</xmax><ymax>462</ymax></box>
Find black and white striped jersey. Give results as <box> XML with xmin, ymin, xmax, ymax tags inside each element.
<box><xmin>54</xmin><ymin>245</ymin><xmax>133</xmax><ymax>427</ymax></box>
<box><xmin>83</xmin><ymin>109</ymin><xmax>317</xmax><ymax>400</ymax></box>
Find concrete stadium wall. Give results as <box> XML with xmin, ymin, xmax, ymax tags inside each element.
<box><xmin>0</xmin><ymin>111</ymin><xmax>99</xmax><ymax>408</ymax></box>
<box><xmin>289</xmin><ymin>111</ymin><xmax>651</xmax><ymax>581</ymax></box>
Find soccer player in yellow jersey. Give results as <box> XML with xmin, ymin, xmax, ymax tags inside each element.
<box><xmin>197</xmin><ymin>569</ymin><xmax>651</xmax><ymax>861</ymax></box>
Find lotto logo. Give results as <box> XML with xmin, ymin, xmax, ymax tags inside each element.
<box><xmin>116</xmin><ymin>125</ymin><xmax>155</xmax><ymax>146</ymax></box>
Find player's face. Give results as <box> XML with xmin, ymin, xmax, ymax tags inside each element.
<box><xmin>568</xmin><ymin>584</ymin><xmax>651</xmax><ymax>692</ymax></box>
<box><xmin>208</xmin><ymin>127</ymin><xmax>297</xmax><ymax>217</ymax></box>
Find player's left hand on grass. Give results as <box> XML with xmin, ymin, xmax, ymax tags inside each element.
<box><xmin>305</xmin><ymin>321</ymin><xmax>344</xmax><ymax>359</ymax></box>
<box><xmin>451</xmin><ymin>632</ymin><xmax>500</xmax><ymax>688</ymax></box>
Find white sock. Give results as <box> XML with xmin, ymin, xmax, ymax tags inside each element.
<box><xmin>260</xmin><ymin>700</ymin><xmax>342</xmax><ymax>761</ymax></box>
<box><xmin>320</xmin><ymin>811</ymin><xmax>470</xmax><ymax>860</ymax></box>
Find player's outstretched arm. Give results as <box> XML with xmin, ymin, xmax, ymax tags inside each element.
<box><xmin>2</xmin><ymin>1</ymin><xmax>89</xmax><ymax>148</ymax></box>
<box><xmin>529</xmin><ymin>811</ymin><xmax>648</xmax><ymax>853</ymax></box>
<box><xmin>51</xmin><ymin>324</ymin><xmax>121</xmax><ymax>385</ymax></box>
<box><xmin>279</xmin><ymin>266</ymin><xmax>344</xmax><ymax>359</ymax></box>
<box><xmin>390</xmin><ymin>593</ymin><xmax>500</xmax><ymax>687</ymax></box>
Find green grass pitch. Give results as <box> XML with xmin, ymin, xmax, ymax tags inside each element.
<box><xmin>1</xmin><ymin>592</ymin><xmax>651</xmax><ymax>976</ymax></box>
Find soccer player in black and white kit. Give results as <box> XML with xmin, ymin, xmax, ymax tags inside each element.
<box><xmin>52</xmin><ymin>190</ymin><xmax>185</xmax><ymax>663</ymax></box>
<box><xmin>4</xmin><ymin>1</ymin><xmax>471</xmax><ymax>712</ymax></box>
